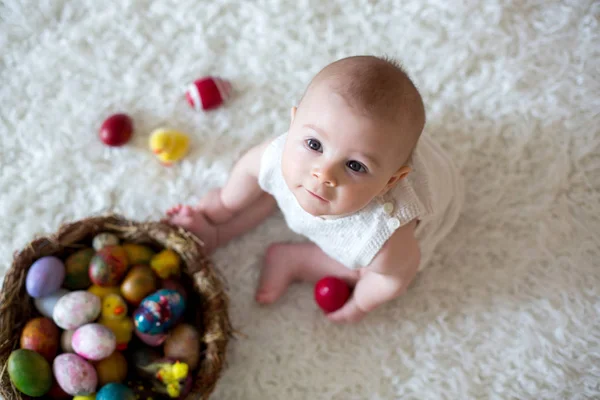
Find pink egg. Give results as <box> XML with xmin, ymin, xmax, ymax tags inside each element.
<box><xmin>53</xmin><ymin>353</ymin><xmax>97</xmax><ymax>396</ymax></box>
<box><xmin>134</xmin><ymin>329</ymin><xmax>167</xmax><ymax>347</ymax></box>
<box><xmin>72</xmin><ymin>324</ymin><xmax>116</xmax><ymax>361</ymax></box>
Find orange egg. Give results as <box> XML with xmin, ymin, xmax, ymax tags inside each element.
<box><xmin>94</xmin><ymin>351</ymin><xmax>128</xmax><ymax>386</ymax></box>
<box><xmin>20</xmin><ymin>317</ymin><xmax>60</xmax><ymax>362</ymax></box>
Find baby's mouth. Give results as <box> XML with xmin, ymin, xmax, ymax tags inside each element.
<box><xmin>305</xmin><ymin>188</ymin><xmax>329</xmax><ymax>203</ymax></box>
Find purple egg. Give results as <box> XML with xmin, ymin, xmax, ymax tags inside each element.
<box><xmin>26</xmin><ymin>256</ymin><xmax>66</xmax><ymax>298</ymax></box>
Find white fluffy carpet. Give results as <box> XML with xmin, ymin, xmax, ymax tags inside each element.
<box><xmin>1</xmin><ymin>0</ymin><xmax>599</xmax><ymax>398</ymax></box>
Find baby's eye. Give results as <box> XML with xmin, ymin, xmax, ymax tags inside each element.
<box><xmin>306</xmin><ymin>139</ymin><xmax>322</xmax><ymax>152</ymax></box>
<box><xmin>347</xmin><ymin>160</ymin><xmax>367</xmax><ymax>173</ymax></box>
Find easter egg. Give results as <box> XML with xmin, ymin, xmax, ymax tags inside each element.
<box><xmin>74</xmin><ymin>395</ymin><xmax>97</xmax><ymax>400</ymax></box>
<box><xmin>8</xmin><ymin>349</ymin><xmax>53</xmax><ymax>397</ymax></box>
<box><xmin>72</xmin><ymin>323</ymin><xmax>116</xmax><ymax>361</ymax></box>
<box><xmin>96</xmin><ymin>383</ymin><xmax>135</xmax><ymax>400</ymax></box>
<box><xmin>164</xmin><ymin>324</ymin><xmax>200</xmax><ymax>369</ymax></box>
<box><xmin>314</xmin><ymin>276</ymin><xmax>351</xmax><ymax>313</ymax></box>
<box><xmin>26</xmin><ymin>256</ymin><xmax>66</xmax><ymax>298</ymax></box>
<box><xmin>134</xmin><ymin>329</ymin><xmax>168</xmax><ymax>347</ymax></box>
<box><xmin>92</xmin><ymin>232</ymin><xmax>120</xmax><ymax>251</ymax></box>
<box><xmin>161</xmin><ymin>278</ymin><xmax>188</xmax><ymax>300</ymax></box>
<box><xmin>186</xmin><ymin>76</ymin><xmax>232</xmax><ymax>111</ymax></box>
<box><xmin>88</xmin><ymin>284</ymin><xmax>121</xmax><ymax>299</ymax></box>
<box><xmin>133</xmin><ymin>289</ymin><xmax>186</xmax><ymax>334</ymax></box>
<box><xmin>53</xmin><ymin>353</ymin><xmax>97</xmax><ymax>396</ymax></box>
<box><xmin>53</xmin><ymin>290</ymin><xmax>101</xmax><ymax>330</ymax></box>
<box><xmin>64</xmin><ymin>248</ymin><xmax>94</xmax><ymax>290</ymax></box>
<box><xmin>61</xmin><ymin>329</ymin><xmax>76</xmax><ymax>353</ymax></box>
<box><xmin>94</xmin><ymin>351</ymin><xmax>128</xmax><ymax>386</ymax></box>
<box><xmin>99</xmin><ymin>113</ymin><xmax>133</xmax><ymax>147</ymax></box>
<box><xmin>120</xmin><ymin>265</ymin><xmax>158</xmax><ymax>306</ymax></box>
<box><xmin>122</xmin><ymin>243</ymin><xmax>155</xmax><ymax>264</ymax></box>
<box><xmin>89</xmin><ymin>246</ymin><xmax>129</xmax><ymax>287</ymax></box>
<box><xmin>20</xmin><ymin>317</ymin><xmax>60</xmax><ymax>362</ymax></box>
<box><xmin>34</xmin><ymin>288</ymin><xmax>69</xmax><ymax>318</ymax></box>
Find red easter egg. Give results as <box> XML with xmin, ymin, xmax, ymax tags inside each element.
<box><xmin>99</xmin><ymin>113</ymin><xmax>133</xmax><ymax>146</ymax></box>
<box><xmin>314</xmin><ymin>276</ymin><xmax>350</xmax><ymax>313</ymax></box>
<box><xmin>186</xmin><ymin>77</ymin><xmax>232</xmax><ymax>111</ymax></box>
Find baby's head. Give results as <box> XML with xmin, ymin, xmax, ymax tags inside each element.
<box><xmin>282</xmin><ymin>55</ymin><xmax>426</xmax><ymax>217</ymax></box>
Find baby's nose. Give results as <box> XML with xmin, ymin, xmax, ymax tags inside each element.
<box><xmin>312</xmin><ymin>166</ymin><xmax>337</xmax><ymax>187</ymax></box>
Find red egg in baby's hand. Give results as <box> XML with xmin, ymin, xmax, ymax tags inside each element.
<box><xmin>314</xmin><ymin>276</ymin><xmax>351</xmax><ymax>313</ymax></box>
<box><xmin>99</xmin><ymin>113</ymin><xmax>133</xmax><ymax>146</ymax></box>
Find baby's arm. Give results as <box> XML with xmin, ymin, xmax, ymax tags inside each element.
<box><xmin>327</xmin><ymin>220</ymin><xmax>421</xmax><ymax>323</ymax></box>
<box><xmin>196</xmin><ymin>138</ymin><xmax>273</xmax><ymax>224</ymax></box>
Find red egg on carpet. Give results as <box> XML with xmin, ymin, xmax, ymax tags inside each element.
<box><xmin>314</xmin><ymin>276</ymin><xmax>351</xmax><ymax>313</ymax></box>
<box><xmin>99</xmin><ymin>113</ymin><xmax>133</xmax><ymax>146</ymax></box>
<box><xmin>186</xmin><ymin>76</ymin><xmax>232</xmax><ymax>111</ymax></box>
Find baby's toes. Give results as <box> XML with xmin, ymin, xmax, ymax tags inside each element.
<box><xmin>180</xmin><ymin>205</ymin><xmax>195</xmax><ymax>217</ymax></box>
<box><xmin>166</xmin><ymin>204</ymin><xmax>182</xmax><ymax>216</ymax></box>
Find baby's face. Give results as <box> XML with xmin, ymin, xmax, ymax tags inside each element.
<box><xmin>282</xmin><ymin>83</ymin><xmax>408</xmax><ymax>217</ymax></box>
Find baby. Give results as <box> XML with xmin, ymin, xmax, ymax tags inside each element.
<box><xmin>166</xmin><ymin>56</ymin><xmax>463</xmax><ymax>323</ymax></box>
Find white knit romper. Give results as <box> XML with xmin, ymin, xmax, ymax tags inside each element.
<box><xmin>258</xmin><ymin>132</ymin><xmax>464</xmax><ymax>271</ymax></box>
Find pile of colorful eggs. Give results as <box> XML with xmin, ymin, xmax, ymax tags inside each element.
<box><xmin>8</xmin><ymin>232</ymin><xmax>201</xmax><ymax>399</ymax></box>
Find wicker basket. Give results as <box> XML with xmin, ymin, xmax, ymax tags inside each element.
<box><xmin>0</xmin><ymin>214</ymin><xmax>232</xmax><ymax>400</ymax></box>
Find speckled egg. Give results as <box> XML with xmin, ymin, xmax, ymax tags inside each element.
<box><xmin>92</xmin><ymin>232</ymin><xmax>120</xmax><ymax>251</ymax></box>
<box><xmin>133</xmin><ymin>289</ymin><xmax>186</xmax><ymax>334</ymax></box>
<box><xmin>26</xmin><ymin>256</ymin><xmax>66</xmax><ymax>298</ymax></box>
<box><xmin>94</xmin><ymin>351</ymin><xmax>127</xmax><ymax>386</ymax></box>
<box><xmin>89</xmin><ymin>246</ymin><xmax>129</xmax><ymax>287</ymax></box>
<box><xmin>53</xmin><ymin>353</ymin><xmax>98</xmax><ymax>396</ymax></box>
<box><xmin>122</xmin><ymin>243</ymin><xmax>155</xmax><ymax>265</ymax></box>
<box><xmin>72</xmin><ymin>323</ymin><xmax>116</xmax><ymax>361</ymax></box>
<box><xmin>61</xmin><ymin>329</ymin><xmax>76</xmax><ymax>353</ymax></box>
<box><xmin>96</xmin><ymin>383</ymin><xmax>135</xmax><ymax>400</ymax></box>
<box><xmin>20</xmin><ymin>317</ymin><xmax>60</xmax><ymax>362</ymax></box>
<box><xmin>64</xmin><ymin>248</ymin><xmax>94</xmax><ymax>290</ymax></box>
<box><xmin>53</xmin><ymin>291</ymin><xmax>101</xmax><ymax>330</ymax></box>
<box><xmin>8</xmin><ymin>349</ymin><xmax>53</xmax><ymax>397</ymax></box>
<box><xmin>34</xmin><ymin>288</ymin><xmax>69</xmax><ymax>319</ymax></box>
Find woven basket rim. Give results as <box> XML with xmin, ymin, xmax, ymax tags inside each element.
<box><xmin>0</xmin><ymin>214</ymin><xmax>232</xmax><ymax>400</ymax></box>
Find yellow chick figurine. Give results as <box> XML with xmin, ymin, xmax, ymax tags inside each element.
<box><xmin>149</xmin><ymin>128</ymin><xmax>190</xmax><ymax>166</ymax></box>
<box><xmin>98</xmin><ymin>294</ymin><xmax>134</xmax><ymax>351</ymax></box>
<box><xmin>150</xmin><ymin>249</ymin><xmax>181</xmax><ymax>279</ymax></box>
<box><xmin>156</xmin><ymin>361</ymin><xmax>189</xmax><ymax>398</ymax></box>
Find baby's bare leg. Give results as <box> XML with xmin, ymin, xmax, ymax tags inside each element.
<box><xmin>256</xmin><ymin>242</ymin><xmax>360</xmax><ymax>304</ymax></box>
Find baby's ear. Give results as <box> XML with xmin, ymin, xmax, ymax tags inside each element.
<box><xmin>380</xmin><ymin>166</ymin><xmax>411</xmax><ymax>195</ymax></box>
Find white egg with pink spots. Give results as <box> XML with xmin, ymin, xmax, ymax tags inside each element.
<box><xmin>72</xmin><ymin>324</ymin><xmax>116</xmax><ymax>361</ymax></box>
<box><xmin>53</xmin><ymin>353</ymin><xmax>97</xmax><ymax>396</ymax></box>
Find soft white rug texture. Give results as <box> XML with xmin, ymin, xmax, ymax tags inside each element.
<box><xmin>1</xmin><ymin>0</ymin><xmax>599</xmax><ymax>399</ymax></box>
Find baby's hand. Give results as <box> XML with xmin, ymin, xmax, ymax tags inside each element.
<box><xmin>163</xmin><ymin>205</ymin><xmax>218</xmax><ymax>254</ymax></box>
<box><xmin>326</xmin><ymin>295</ymin><xmax>367</xmax><ymax>323</ymax></box>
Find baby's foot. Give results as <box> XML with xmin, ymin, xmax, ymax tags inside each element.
<box><xmin>255</xmin><ymin>243</ymin><xmax>301</xmax><ymax>305</ymax></box>
<box><xmin>165</xmin><ymin>205</ymin><xmax>218</xmax><ymax>254</ymax></box>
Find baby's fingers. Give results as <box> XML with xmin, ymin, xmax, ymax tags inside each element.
<box><xmin>326</xmin><ymin>296</ymin><xmax>367</xmax><ymax>324</ymax></box>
